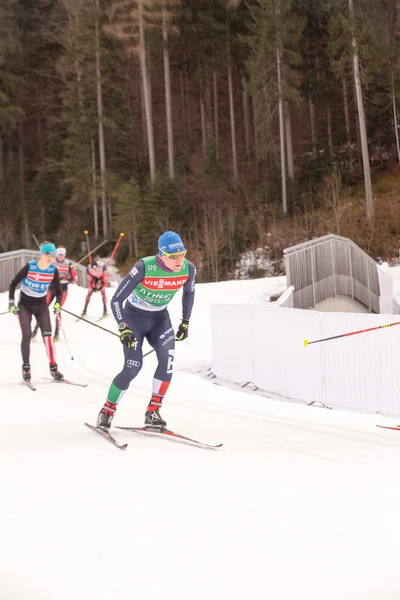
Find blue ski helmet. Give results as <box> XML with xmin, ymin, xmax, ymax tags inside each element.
<box><xmin>158</xmin><ymin>231</ymin><xmax>185</xmax><ymax>255</ymax></box>
<box><xmin>39</xmin><ymin>241</ymin><xmax>56</xmax><ymax>254</ymax></box>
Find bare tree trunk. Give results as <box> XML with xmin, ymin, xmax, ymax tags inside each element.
<box><xmin>35</xmin><ymin>84</ymin><xmax>44</xmax><ymax>164</ymax></box>
<box><xmin>180</xmin><ymin>62</ymin><xmax>191</xmax><ymax>155</ymax></box>
<box><xmin>242</xmin><ymin>76</ymin><xmax>251</xmax><ymax>160</ymax></box>
<box><xmin>342</xmin><ymin>75</ymin><xmax>353</xmax><ymax>172</ymax></box>
<box><xmin>184</xmin><ymin>59</ymin><xmax>191</xmax><ymax>144</ymax></box>
<box><xmin>227</xmin><ymin>204</ymin><xmax>235</xmax><ymax>271</ymax></box>
<box><xmin>309</xmin><ymin>96</ymin><xmax>317</xmax><ymax>158</ymax></box>
<box><xmin>91</xmin><ymin>138</ymin><xmax>99</xmax><ymax>240</ymax></box>
<box><xmin>349</xmin><ymin>0</ymin><xmax>373</xmax><ymax>219</ymax></box>
<box><xmin>277</xmin><ymin>45</ymin><xmax>287</xmax><ymax>213</ymax></box>
<box><xmin>212</xmin><ymin>218</ymin><xmax>219</xmax><ymax>282</ymax></box>
<box><xmin>74</xmin><ymin>44</ymin><xmax>97</xmax><ymax>240</ymax></box>
<box><xmin>139</xmin><ymin>0</ymin><xmax>156</xmax><ymax>181</ymax></box>
<box><xmin>392</xmin><ymin>77</ymin><xmax>400</xmax><ymax>164</ymax></box>
<box><xmin>180</xmin><ymin>69</ymin><xmax>189</xmax><ymax>154</ymax></box>
<box><xmin>139</xmin><ymin>70</ymin><xmax>148</xmax><ymax>154</ymax></box>
<box><xmin>284</xmin><ymin>102</ymin><xmax>294</xmax><ymax>180</ymax></box>
<box><xmin>179</xmin><ymin>70</ymin><xmax>185</xmax><ymax>145</ymax></box>
<box><xmin>0</xmin><ymin>138</ymin><xmax>3</xmax><ymax>184</ymax></box>
<box><xmin>352</xmin><ymin>74</ymin><xmax>363</xmax><ymax>169</ymax></box>
<box><xmin>213</xmin><ymin>69</ymin><xmax>220</xmax><ymax>159</ymax></box>
<box><xmin>127</xmin><ymin>232</ymin><xmax>132</xmax><ymax>257</ymax></box>
<box><xmin>227</xmin><ymin>52</ymin><xmax>238</xmax><ymax>185</ymax></box>
<box><xmin>132</xmin><ymin>206</ymin><xmax>138</xmax><ymax>256</ymax></box>
<box><xmin>327</xmin><ymin>105</ymin><xmax>334</xmax><ymax>159</ymax></box>
<box><xmin>35</xmin><ymin>83</ymin><xmax>46</xmax><ymax>237</ymax></box>
<box><xmin>163</xmin><ymin>9</ymin><xmax>174</xmax><ymax>179</ymax></box>
<box><xmin>95</xmin><ymin>0</ymin><xmax>108</xmax><ymax>237</ymax></box>
<box><xmin>18</xmin><ymin>118</ymin><xmax>29</xmax><ymax>247</ymax></box>
<box><xmin>147</xmin><ymin>43</ymin><xmax>153</xmax><ymax>112</ymax></box>
<box><xmin>200</xmin><ymin>96</ymin><xmax>207</xmax><ymax>157</ymax></box>
<box><xmin>252</xmin><ymin>93</ymin><xmax>259</xmax><ymax>164</ymax></box>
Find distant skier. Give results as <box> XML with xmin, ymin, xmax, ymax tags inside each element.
<box><xmin>32</xmin><ymin>245</ymin><xmax>77</xmax><ymax>341</ymax></box>
<box><xmin>9</xmin><ymin>241</ymin><xmax>64</xmax><ymax>382</ymax></box>
<box><xmin>81</xmin><ymin>259</ymin><xmax>109</xmax><ymax>318</ymax></box>
<box><xmin>95</xmin><ymin>231</ymin><xmax>196</xmax><ymax>432</ymax></box>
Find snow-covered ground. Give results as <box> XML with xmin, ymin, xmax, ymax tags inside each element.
<box><xmin>1</xmin><ymin>274</ymin><xmax>400</xmax><ymax>600</ymax></box>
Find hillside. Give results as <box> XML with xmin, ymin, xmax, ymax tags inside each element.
<box><xmin>226</xmin><ymin>165</ymin><xmax>400</xmax><ymax>280</ymax></box>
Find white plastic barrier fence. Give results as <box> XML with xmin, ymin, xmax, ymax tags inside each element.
<box><xmin>377</xmin><ymin>263</ymin><xmax>394</xmax><ymax>314</ymax></box>
<box><xmin>211</xmin><ymin>304</ymin><xmax>400</xmax><ymax>417</ymax></box>
<box><xmin>275</xmin><ymin>285</ymin><xmax>294</xmax><ymax>308</ymax></box>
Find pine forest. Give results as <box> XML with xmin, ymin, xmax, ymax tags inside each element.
<box><xmin>2</xmin><ymin>0</ymin><xmax>400</xmax><ymax>280</ymax></box>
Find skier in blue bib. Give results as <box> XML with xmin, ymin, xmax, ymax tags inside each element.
<box><xmin>96</xmin><ymin>231</ymin><xmax>196</xmax><ymax>432</ymax></box>
<box><xmin>9</xmin><ymin>241</ymin><xmax>65</xmax><ymax>383</ymax></box>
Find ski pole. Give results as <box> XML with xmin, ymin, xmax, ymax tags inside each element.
<box><xmin>106</xmin><ymin>233</ymin><xmax>124</xmax><ymax>267</ymax></box>
<box><xmin>32</xmin><ymin>234</ymin><xmax>40</xmax><ymax>249</ymax></box>
<box><xmin>60</xmin><ymin>321</ymin><xmax>74</xmax><ymax>361</ymax></box>
<box><xmin>62</xmin><ymin>307</ymin><xmax>119</xmax><ymax>335</ymax></box>
<box><xmin>0</xmin><ymin>311</ymin><xmax>9</xmax><ymax>316</ymax></box>
<box><xmin>61</xmin><ymin>307</ymin><xmax>155</xmax><ymax>357</ymax></box>
<box><xmin>304</xmin><ymin>320</ymin><xmax>400</xmax><ymax>347</ymax></box>
<box><xmin>72</xmin><ymin>239</ymin><xmax>108</xmax><ymax>268</ymax></box>
<box><xmin>84</xmin><ymin>230</ymin><xmax>92</xmax><ymax>263</ymax></box>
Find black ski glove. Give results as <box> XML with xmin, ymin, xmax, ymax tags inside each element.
<box><xmin>8</xmin><ymin>299</ymin><xmax>19</xmax><ymax>315</ymax></box>
<box><xmin>118</xmin><ymin>323</ymin><xmax>136</xmax><ymax>349</ymax></box>
<box><xmin>176</xmin><ymin>319</ymin><xmax>189</xmax><ymax>341</ymax></box>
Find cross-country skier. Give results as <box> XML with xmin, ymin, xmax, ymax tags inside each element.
<box><xmin>32</xmin><ymin>245</ymin><xmax>77</xmax><ymax>341</ymax></box>
<box><xmin>81</xmin><ymin>259</ymin><xmax>109</xmax><ymax>318</ymax></box>
<box><xmin>95</xmin><ymin>231</ymin><xmax>196</xmax><ymax>432</ymax></box>
<box><xmin>9</xmin><ymin>241</ymin><xmax>64</xmax><ymax>382</ymax></box>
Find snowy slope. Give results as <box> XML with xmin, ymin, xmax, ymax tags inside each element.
<box><xmin>1</xmin><ymin>277</ymin><xmax>400</xmax><ymax>600</ymax></box>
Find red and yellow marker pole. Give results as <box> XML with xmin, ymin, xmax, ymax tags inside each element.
<box><xmin>304</xmin><ymin>321</ymin><xmax>400</xmax><ymax>347</ymax></box>
<box><xmin>84</xmin><ymin>230</ymin><xmax>92</xmax><ymax>263</ymax></box>
<box><xmin>106</xmin><ymin>233</ymin><xmax>124</xmax><ymax>267</ymax></box>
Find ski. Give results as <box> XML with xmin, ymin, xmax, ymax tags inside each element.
<box><xmin>115</xmin><ymin>426</ymin><xmax>223</xmax><ymax>449</ymax></box>
<box><xmin>42</xmin><ymin>377</ymin><xmax>88</xmax><ymax>388</ymax></box>
<box><xmin>21</xmin><ymin>380</ymin><xmax>36</xmax><ymax>391</ymax></box>
<box><xmin>85</xmin><ymin>422</ymin><xmax>128</xmax><ymax>450</ymax></box>
<box><xmin>376</xmin><ymin>424</ymin><xmax>400</xmax><ymax>431</ymax></box>
<box><xmin>96</xmin><ymin>316</ymin><xmax>108</xmax><ymax>322</ymax></box>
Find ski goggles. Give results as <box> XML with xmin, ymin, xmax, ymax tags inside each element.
<box><xmin>160</xmin><ymin>249</ymin><xmax>187</xmax><ymax>260</ymax></box>
<box><xmin>44</xmin><ymin>252</ymin><xmax>56</xmax><ymax>257</ymax></box>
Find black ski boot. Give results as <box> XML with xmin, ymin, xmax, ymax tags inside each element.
<box><xmin>22</xmin><ymin>362</ymin><xmax>31</xmax><ymax>382</ymax></box>
<box><xmin>50</xmin><ymin>363</ymin><xmax>64</xmax><ymax>381</ymax></box>
<box><xmin>144</xmin><ymin>408</ymin><xmax>167</xmax><ymax>430</ymax></box>
<box><xmin>31</xmin><ymin>325</ymin><xmax>39</xmax><ymax>339</ymax></box>
<box><xmin>96</xmin><ymin>402</ymin><xmax>116</xmax><ymax>431</ymax></box>
<box><xmin>53</xmin><ymin>328</ymin><xmax>60</xmax><ymax>342</ymax></box>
